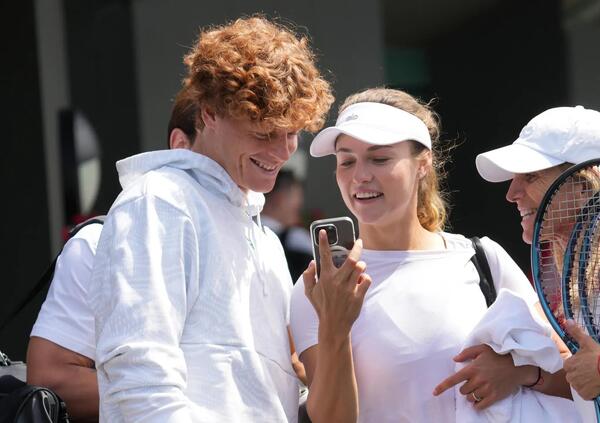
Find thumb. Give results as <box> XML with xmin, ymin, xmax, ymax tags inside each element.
<box><xmin>454</xmin><ymin>344</ymin><xmax>488</xmax><ymax>362</ymax></box>
<box><xmin>565</xmin><ymin>319</ymin><xmax>595</xmax><ymax>349</ymax></box>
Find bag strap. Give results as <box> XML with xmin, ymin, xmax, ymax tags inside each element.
<box><xmin>0</xmin><ymin>216</ymin><xmax>106</xmax><ymax>332</ymax></box>
<box><xmin>470</xmin><ymin>236</ymin><xmax>497</xmax><ymax>307</ymax></box>
<box><xmin>0</xmin><ymin>351</ymin><xmax>10</xmax><ymax>367</ymax></box>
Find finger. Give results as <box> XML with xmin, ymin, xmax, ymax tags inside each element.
<box><xmin>473</xmin><ymin>393</ymin><xmax>493</xmax><ymax>411</ymax></box>
<box><xmin>347</xmin><ymin>238</ymin><xmax>364</xmax><ymax>263</ymax></box>
<box><xmin>563</xmin><ymin>355</ymin><xmax>575</xmax><ymax>372</ymax></box>
<box><xmin>317</xmin><ymin>229</ymin><xmax>334</xmax><ymax>273</ymax></box>
<box><xmin>337</xmin><ymin>239</ymin><xmax>364</xmax><ymax>279</ymax></box>
<box><xmin>458</xmin><ymin>378</ymin><xmax>477</xmax><ymax>396</ymax></box>
<box><xmin>465</xmin><ymin>390</ymin><xmax>484</xmax><ymax>403</ymax></box>
<box><xmin>433</xmin><ymin>367</ymin><xmax>471</xmax><ymax>395</ymax></box>
<box><xmin>565</xmin><ymin>319</ymin><xmax>595</xmax><ymax>348</ymax></box>
<box><xmin>349</xmin><ymin>260</ymin><xmax>367</xmax><ymax>284</ymax></box>
<box><xmin>454</xmin><ymin>344</ymin><xmax>489</xmax><ymax>362</ymax></box>
<box><xmin>356</xmin><ymin>273</ymin><xmax>372</xmax><ymax>300</ymax></box>
<box><xmin>303</xmin><ymin>260</ymin><xmax>317</xmax><ymax>296</ymax></box>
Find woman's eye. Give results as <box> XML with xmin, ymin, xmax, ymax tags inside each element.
<box><xmin>338</xmin><ymin>160</ymin><xmax>354</xmax><ymax>168</ymax></box>
<box><xmin>372</xmin><ymin>158</ymin><xmax>389</xmax><ymax>164</ymax></box>
<box><xmin>524</xmin><ymin>173</ymin><xmax>538</xmax><ymax>183</ymax></box>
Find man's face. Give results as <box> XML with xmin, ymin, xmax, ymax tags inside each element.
<box><xmin>195</xmin><ymin>112</ymin><xmax>299</xmax><ymax>193</ymax></box>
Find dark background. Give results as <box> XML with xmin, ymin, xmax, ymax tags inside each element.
<box><xmin>1</xmin><ymin>0</ymin><xmax>598</xmax><ymax>359</ymax></box>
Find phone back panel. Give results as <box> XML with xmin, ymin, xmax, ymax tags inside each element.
<box><xmin>310</xmin><ymin>217</ymin><xmax>356</xmax><ymax>277</ymax></box>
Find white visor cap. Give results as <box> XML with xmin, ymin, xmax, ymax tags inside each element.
<box><xmin>476</xmin><ymin>106</ymin><xmax>600</xmax><ymax>182</ymax></box>
<box><xmin>310</xmin><ymin>102</ymin><xmax>432</xmax><ymax>157</ymax></box>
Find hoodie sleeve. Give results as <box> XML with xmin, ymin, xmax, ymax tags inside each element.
<box><xmin>90</xmin><ymin>194</ymin><xmax>201</xmax><ymax>421</ymax></box>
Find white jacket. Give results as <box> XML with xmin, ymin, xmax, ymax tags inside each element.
<box><xmin>89</xmin><ymin>149</ymin><xmax>298</xmax><ymax>422</ymax></box>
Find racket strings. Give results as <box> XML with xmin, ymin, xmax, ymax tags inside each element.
<box><xmin>575</xmin><ymin>204</ymin><xmax>600</xmax><ymax>340</ymax></box>
<box><xmin>535</xmin><ymin>166</ymin><xmax>600</xmax><ymax>343</ymax></box>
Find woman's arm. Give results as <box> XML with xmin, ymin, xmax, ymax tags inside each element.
<box><xmin>288</xmin><ymin>327</ymin><xmax>307</xmax><ymax>386</ymax></box>
<box><xmin>300</xmin><ymin>231</ymin><xmax>371</xmax><ymax>423</ymax></box>
<box><xmin>433</xmin><ymin>343</ymin><xmax>570</xmax><ymax>410</ymax></box>
<box><xmin>530</xmin><ymin>302</ymin><xmax>572</xmax><ymax>398</ymax></box>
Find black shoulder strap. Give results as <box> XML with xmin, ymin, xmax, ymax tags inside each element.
<box><xmin>470</xmin><ymin>236</ymin><xmax>497</xmax><ymax>307</ymax></box>
<box><xmin>0</xmin><ymin>216</ymin><xmax>106</xmax><ymax>332</ymax></box>
<box><xmin>278</xmin><ymin>228</ymin><xmax>290</xmax><ymax>246</ymax></box>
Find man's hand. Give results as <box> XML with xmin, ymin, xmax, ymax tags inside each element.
<box><xmin>564</xmin><ymin>319</ymin><xmax>600</xmax><ymax>400</ymax></box>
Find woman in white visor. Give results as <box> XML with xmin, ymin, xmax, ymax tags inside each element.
<box><xmin>290</xmin><ymin>88</ymin><xmax>574</xmax><ymax>422</ymax></box>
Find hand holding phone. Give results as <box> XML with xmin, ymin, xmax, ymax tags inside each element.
<box><xmin>304</xmin><ymin>217</ymin><xmax>370</xmax><ymax>336</ymax></box>
<box><xmin>310</xmin><ymin>217</ymin><xmax>356</xmax><ymax>277</ymax></box>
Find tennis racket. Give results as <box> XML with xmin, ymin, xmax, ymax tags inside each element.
<box><xmin>531</xmin><ymin>158</ymin><xmax>600</xmax><ymax>420</ymax></box>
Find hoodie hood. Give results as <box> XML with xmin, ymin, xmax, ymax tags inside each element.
<box><xmin>116</xmin><ymin>149</ymin><xmax>265</xmax><ymax>216</ymax></box>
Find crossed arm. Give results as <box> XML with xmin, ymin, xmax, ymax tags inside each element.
<box><xmin>433</xmin><ymin>302</ymin><xmax>572</xmax><ymax>408</ymax></box>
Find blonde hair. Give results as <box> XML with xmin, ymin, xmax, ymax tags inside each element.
<box><xmin>339</xmin><ymin>88</ymin><xmax>450</xmax><ymax>232</ymax></box>
<box><xmin>183</xmin><ymin>16</ymin><xmax>333</xmax><ymax>132</ymax></box>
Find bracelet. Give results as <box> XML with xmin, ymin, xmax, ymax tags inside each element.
<box><xmin>523</xmin><ymin>366</ymin><xmax>542</xmax><ymax>388</ymax></box>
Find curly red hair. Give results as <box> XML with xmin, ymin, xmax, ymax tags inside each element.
<box><xmin>183</xmin><ymin>16</ymin><xmax>333</xmax><ymax>132</ymax></box>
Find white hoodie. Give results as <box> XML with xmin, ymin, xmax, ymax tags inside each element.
<box><xmin>89</xmin><ymin>149</ymin><xmax>298</xmax><ymax>422</ymax></box>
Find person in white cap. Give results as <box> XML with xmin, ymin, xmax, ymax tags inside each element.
<box><xmin>476</xmin><ymin>105</ymin><xmax>600</xmax><ymax>403</ymax></box>
<box><xmin>289</xmin><ymin>88</ymin><xmax>570</xmax><ymax>422</ymax></box>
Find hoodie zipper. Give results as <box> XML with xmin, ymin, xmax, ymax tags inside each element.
<box><xmin>246</xmin><ymin>211</ymin><xmax>269</xmax><ymax>296</ymax></box>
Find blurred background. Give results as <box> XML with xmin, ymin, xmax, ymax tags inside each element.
<box><xmin>1</xmin><ymin>0</ymin><xmax>599</xmax><ymax>359</ymax></box>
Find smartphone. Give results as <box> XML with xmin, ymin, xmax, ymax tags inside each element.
<box><xmin>310</xmin><ymin>217</ymin><xmax>356</xmax><ymax>277</ymax></box>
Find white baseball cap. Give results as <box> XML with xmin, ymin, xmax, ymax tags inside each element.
<box><xmin>310</xmin><ymin>102</ymin><xmax>432</xmax><ymax>157</ymax></box>
<box><xmin>476</xmin><ymin>105</ymin><xmax>600</xmax><ymax>182</ymax></box>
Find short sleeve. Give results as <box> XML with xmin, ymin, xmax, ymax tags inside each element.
<box><xmin>30</xmin><ymin>223</ymin><xmax>103</xmax><ymax>360</ymax></box>
<box><xmin>289</xmin><ymin>278</ymin><xmax>319</xmax><ymax>356</ymax></box>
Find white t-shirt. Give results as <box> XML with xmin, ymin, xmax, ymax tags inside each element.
<box><xmin>30</xmin><ymin>223</ymin><xmax>102</xmax><ymax>360</ymax></box>
<box><xmin>290</xmin><ymin>233</ymin><xmax>539</xmax><ymax>423</ymax></box>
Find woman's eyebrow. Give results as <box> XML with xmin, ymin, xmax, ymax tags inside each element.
<box><xmin>335</xmin><ymin>145</ymin><xmax>394</xmax><ymax>153</ymax></box>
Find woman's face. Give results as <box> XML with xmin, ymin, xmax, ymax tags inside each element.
<box><xmin>335</xmin><ymin>135</ymin><xmax>427</xmax><ymax>227</ymax></box>
<box><xmin>506</xmin><ymin>166</ymin><xmax>565</xmax><ymax>244</ymax></box>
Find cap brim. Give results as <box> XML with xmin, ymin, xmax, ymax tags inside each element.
<box><xmin>476</xmin><ymin>143</ymin><xmax>565</xmax><ymax>182</ymax></box>
<box><xmin>310</xmin><ymin>123</ymin><xmax>425</xmax><ymax>157</ymax></box>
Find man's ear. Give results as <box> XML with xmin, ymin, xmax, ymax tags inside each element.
<box><xmin>169</xmin><ymin>128</ymin><xmax>192</xmax><ymax>150</ymax></box>
<box><xmin>200</xmin><ymin>106</ymin><xmax>217</xmax><ymax>130</ymax></box>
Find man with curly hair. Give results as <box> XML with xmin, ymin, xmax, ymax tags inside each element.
<box><xmin>89</xmin><ymin>16</ymin><xmax>333</xmax><ymax>422</ymax></box>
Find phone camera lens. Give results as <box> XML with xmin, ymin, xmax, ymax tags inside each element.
<box><xmin>325</xmin><ymin>225</ymin><xmax>338</xmax><ymax>245</ymax></box>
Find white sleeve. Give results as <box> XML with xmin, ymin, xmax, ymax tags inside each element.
<box><xmin>289</xmin><ymin>278</ymin><xmax>319</xmax><ymax>356</ymax></box>
<box><xmin>90</xmin><ymin>195</ymin><xmax>200</xmax><ymax>422</ymax></box>
<box><xmin>30</xmin><ymin>224</ymin><xmax>102</xmax><ymax>360</ymax></box>
<box><xmin>480</xmin><ymin>237</ymin><xmax>539</xmax><ymax>307</ymax></box>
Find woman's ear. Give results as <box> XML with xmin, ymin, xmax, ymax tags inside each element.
<box><xmin>169</xmin><ymin>128</ymin><xmax>192</xmax><ymax>150</ymax></box>
<box><xmin>418</xmin><ymin>150</ymin><xmax>433</xmax><ymax>179</ymax></box>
